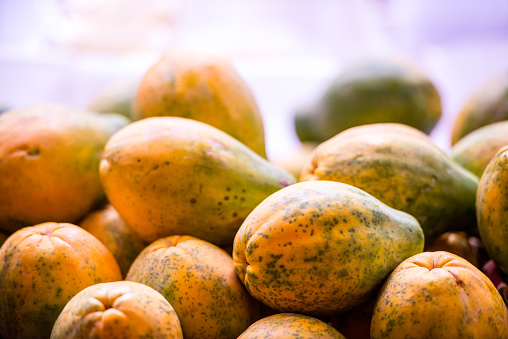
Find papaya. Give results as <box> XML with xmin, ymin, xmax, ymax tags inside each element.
<box><xmin>0</xmin><ymin>222</ymin><xmax>122</xmax><ymax>339</ymax></box>
<box><xmin>424</xmin><ymin>232</ymin><xmax>478</xmax><ymax>267</ymax></box>
<box><xmin>294</xmin><ymin>57</ymin><xmax>441</xmax><ymax>143</ymax></box>
<box><xmin>134</xmin><ymin>50</ymin><xmax>267</xmax><ymax>157</ymax></box>
<box><xmin>451</xmin><ymin>69</ymin><xmax>508</xmax><ymax>145</ymax></box>
<box><xmin>237</xmin><ymin>313</ymin><xmax>345</xmax><ymax>339</ymax></box>
<box><xmin>126</xmin><ymin>235</ymin><xmax>261</xmax><ymax>339</ymax></box>
<box><xmin>233</xmin><ymin>180</ymin><xmax>424</xmax><ymax>317</ymax></box>
<box><xmin>450</xmin><ymin>120</ymin><xmax>508</xmax><ymax>177</ymax></box>
<box><xmin>0</xmin><ymin>104</ymin><xmax>130</xmax><ymax>233</ymax></box>
<box><xmin>88</xmin><ymin>79</ymin><xmax>138</xmax><ymax>120</ymax></box>
<box><xmin>370</xmin><ymin>251</ymin><xmax>508</xmax><ymax>338</ymax></box>
<box><xmin>300</xmin><ymin>123</ymin><xmax>479</xmax><ymax>240</ymax></box>
<box><xmin>100</xmin><ymin>116</ymin><xmax>295</xmax><ymax>246</ymax></box>
<box><xmin>79</xmin><ymin>204</ymin><xmax>149</xmax><ymax>277</ymax></box>
<box><xmin>51</xmin><ymin>281</ymin><xmax>183</xmax><ymax>339</ymax></box>
<box><xmin>476</xmin><ymin>144</ymin><xmax>508</xmax><ymax>274</ymax></box>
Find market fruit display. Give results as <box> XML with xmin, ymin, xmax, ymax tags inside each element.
<box><xmin>237</xmin><ymin>313</ymin><xmax>345</xmax><ymax>339</ymax></box>
<box><xmin>79</xmin><ymin>204</ymin><xmax>149</xmax><ymax>277</ymax></box>
<box><xmin>371</xmin><ymin>251</ymin><xmax>508</xmax><ymax>338</ymax></box>
<box><xmin>450</xmin><ymin>120</ymin><xmax>508</xmax><ymax>177</ymax></box>
<box><xmin>300</xmin><ymin>123</ymin><xmax>479</xmax><ymax>241</ymax></box>
<box><xmin>451</xmin><ymin>69</ymin><xmax>508</xmax><ymax>145</ymax></box>
<box><xmin>126</xmin><ymin>235</ymin><xmax>261</xmax><ymax>339</ymax></box>
<box><xmin>294</xmin><ymin>57</ymin><xmax>442</xmax><ymax>143</ymax></box>
<box><xmin>0</xmin><ymin>222</ymin><xmax>122</xmax><ymax>339</ymax></box>
<box><xmin>99</xmin><ymin>116</ymin><xmax>295</xmax><ymax>246</ymax></box>
<box><xmin>233</xmin><ymin>180</ymin><xmax>424</xmax><ymax>317</ymax></box>
<box><xmin>51</xmin><ymin>281</ymin><xmax>183</xmax><ymax>339</ymax></box>
<box><xmin>477</xmin><ymin>144</ymin><xmax>508</xmax><ymax>275</ymax></box>
<box><xmin>0</xmin><ymin>104</ymin><xmax>130</xmax><ymax>233</ymax></box>
<box><xmin>88</xmin><ymin>79</ymin><xmax>138</xmax><ymax>120</ymax></box>
<box><xmin>133</xmin><ymin>50</ymin><xmax>267</xmax><ymax>157</ymax></box>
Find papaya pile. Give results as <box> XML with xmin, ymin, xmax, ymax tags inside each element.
<box><xmin>1</xmin><ymin>51</ymin><xmax>508</xmax><ymax>339</ymax></box>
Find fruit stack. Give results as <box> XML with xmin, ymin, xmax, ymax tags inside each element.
<box><xmin>1</xmin><ymin>51</ymin><xmax>508</xmax><ymax>339</ymax></box>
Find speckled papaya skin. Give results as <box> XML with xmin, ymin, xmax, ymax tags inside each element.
<box><xmin>79</xmin><ymin>204</ymin><xmax>149</xmax><ymax>277</ymax></box>
<box><xmin>133</xmin><ymin>50</ymin><xmax>267</xmax><ymax>157</ymax></box>
<box><xmin>0</xmin><ymin>104</ymin><xmax>129</xmax><ymax>233</ymax></box>
<box><xmin>0</xmin><ymin>222</ymin><xmax>122</xmax><ymax>339</ymax></box>
<box><xmin>451</xmin><ymin>70</ymin><xmax>508</xmax><ymax>145</ymax></box>
<box><xmin>51</xmin><ymin>281</ymin><xmax>183</xmax><ymax>339</ymax></box>
<box><xmin>237</xmin><ymin>313</ymin><xmax>345</xmax><ymax>339</ymax></box>
<box><xmin>233</xmin><ymin>180</ymin><xmax>424</xmax><ymax>317</ymax></box>
<box><xmin>300</xmin><ymin>123</ymin><xmax>479</xmax><ymax>241</ymax></box>
<box><xmin>371</xmin><ymin>251</ymin><xmax>508</xmax><ymax>339</ymax></box>
<box><xmin>450</xmin><ymin>120</ymin><xmax>508</xmax><ymax>177</ymax></box>
<box><xmin>100</xmin><ymin>116</ymin><xmax>295</xmax><ymax>246</ymax></box>
<box><xmin>476</xmin><ymin>145</ymin><xmax>508</xmax><ymax>274</ymax></box>
<box><xmin>126</xmin><ymin>235</ymin><xmax>261</xmax><ymax>339</ymax></box>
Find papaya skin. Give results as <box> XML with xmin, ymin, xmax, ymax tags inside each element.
<box><xmin>51</xmin><ymin>281</ymin><xmax>183</xmax><ymax>339</ymax></box>
<box><xmin>126</xmin><ymin>235</ymin><xmax>261</xmax><ymax>339</ymax></box>
<box><xmin>295</xmin><ymin>58</ymin><xmax>442</xmax><ymax>143</ymax></box>
<box><xmin>233</xmin><ymin>180</ymin><xmax>424</xmax><ymax>317</ymax></box>
<box><xmin>0</xmin><ymin>104</ymin><xmax>130</xmax><ymax>233</ymax></box>
<box><xmin>371</xmin><ymin>251</ymin><xmax>508</xmax><ymax>339</ymax></box>
<box><xmin>300</xmin><ymin>123</ymin><xmax>479</xmax><ymax>241</ymax></box>
<box><xmin>476</xmin><ymin>145</ymin><xmax>508</xmax><ymax>275</ymax></box>
<box><xmin>79</xmin><ymin>204</ymin><xmax>149</xmax><ymax>278</ymax></box>
<box><xmin>451</xmin><ymin>70</ymin><xmax>508</xmax><ymax>145</ymax></box>
<box><xmin>450</xmin><ymin>120</ymin><xmax>508</xmax><ymax>177</ymax></box>
<box><xmin>237</xmin><ymin>313</ymin><xmax>345</xmax><ymax>339</ymax></box>
<box><xmin>88</xmin><ymin>79</ymin><xmax>138</xmax><ymax>120</ymax></box>
<box><xmin>0</xmin><ymin>222</ymin><xmax>122</xmax><ymax>339</ymax></box>
<box><xmin>100</xmin><ymin>116</ymin><xmax>295</xmax><ymax>246</ymax></box>
<box><xmin>134</xmin><ymin>50</ymin><xmax>267</xmax><ymax>157</ymax></box>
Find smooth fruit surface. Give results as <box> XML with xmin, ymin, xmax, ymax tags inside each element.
<box><xmin>100</xmin><ymin>116</ymin><xmax>295</xmax><ymax>246</ymax></box>
<box><xmin>51</xmin><ymin>281</ymin><xmax>183</xmax><ymax>339</ymax></box>
<box><xmin>300</xmin><ymin>123</ymin><xmax>478</xmax><ymax>240</ymax></box>
<box><xmin>295</xmin><ymin>57</ymin><xmax>441</xmax><ymax>143</ymax></box>
<box><xmin>237</xmin><ymin>313</ymin><xmax>345</xmax><ymax>339</ymax></box>
<box><xmin>233</xmin><ymin>180</ymin><xmax>424</xmax><ymax>317</ymax></box>
<box><xmin>0</xmin><ymin>104</ymin><xmax>129</xmax><ymax>233</ymax></box>
<box><xmin>0</xmin><ymin>222</ymin><xmax>122</xmax><ymax>339</ymax></box>
<box><xmin>134</xmin><ymin>50</ymin><xmax>266</xmax><ymax>157</ymax></box>
<box><xmin>79</xmin><ymin>204</ymin><xmax>148</xmax><ymax>277</ymax></box>
<box><xmin>371</xmin><ymin>251</ymin><xmax>508</xmax><ymax>339</ymax></box>
<box><xmin>126</xmin><ymin>235</ymin><xmax>261</xmax><ymax>339</ymax></box>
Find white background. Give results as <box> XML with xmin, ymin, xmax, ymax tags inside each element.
<box><xmin>1</xmin><ymin>0</ymin><xmax>508</xmax><ymax>161</ymax></box>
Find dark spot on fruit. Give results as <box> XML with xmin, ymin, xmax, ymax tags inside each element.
<box><xmin>165</xmin><ymin>161</ymin><xmax>170</xmax><ymax>165</ymax></box>
<box><xmin>190</xmin><ymin>198</ymin><xmax>196</xmax><ymax>204</ymax></box>
<box><xmin>224</xmin><ymin>196</ymin><xmax>229</xmax><ymax>201</ymax></box>
<box><xmin>232</xmin><ymin>212</ymin><xmax>238</xmax><ymax>217</ymax></box>
<box><xmin>226</xmin><ymin>187</ymin><xmax>231</xmax><ymax>191</ymax></box>
<box><xmin>137</xmin><ymin>159</ymin><xmax>141</xmax><ymax>162</ymax></box>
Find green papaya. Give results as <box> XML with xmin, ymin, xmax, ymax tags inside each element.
<box><xmin>450</xmin><ymin>120</ymin><xmax>508</xmax><ymax>177</ymax></box>
<box><xmin>294</xmin><ymin>58</ymin><xmax>442</xmax><ymax>143</ymax></box>
<box><xmin>451</xmin><ymin>70</ymin><xmax>508</xmax><ymax>145</ymax></box>
<box><xmin>300</xmin><ymin>123</ymin><xmax>479</xmax><ymax>240</ymax></box>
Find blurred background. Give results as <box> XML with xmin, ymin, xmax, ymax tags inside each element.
<box><xmin>1</xmin><ymin>0</ymin><xmax>508</xmax><ymax>160</ymax></box>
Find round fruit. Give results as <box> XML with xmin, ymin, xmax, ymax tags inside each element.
<box><xmin>79</xmin><ymin>204</ymin><xmax>148</xmax><ymax>277</ymax></box>
<box><xmin>0</xmin><ymin>104</ymin><xmax>129</xmax><ymax>233</ymax></box>
<box><xmin>0</xmin><ymin>222</ymin><xmax>122</xmax><ymax>339</ymax></box>
<box><xmin>237</xmin><ymin>313</ymin><xmax>345</xmax><ymax>339</ymax></box>
<box><xmin>100</xmin><ymin>116</ymin><xmax>294</xmax><ymax>246</ymax></box>
<box><xmin>126</xmin><ymin>235</ymin><xmax>261</xmax><ymax>339</ymax></box>
<box><xmin>294</xmin><ymin>57</ymin><xmax>442</xmax><ymax>143</ymax></box>
<box><xmin>51</xmin><ymin>281</ymin><xmax>183</xmax><ymax>339</ymax></box>
<box><xmin>451</xmin><ymin>69</ymin><xmax>508</xmax><ymax>145</ymax></box>
<box><xmin>370</xmin><ymin>251</ymin><xmax>508</xmax><ymax>338</ymax></box>
<box><xmin>134</xmin><ymin>50</ymin><xmax>266</xmax><ymax>157</ymax></box>
<box><xmin>450</xmin><ymin>120</ymin><xmax>508</xmax><ymax>177</ymax></box>
<box><xmin>476</xmin><ymin>144</ymin><xmax>508</xmax><ymax>274</ymax></box>
<box><xmin>233</xmin><ymin>180</ymin><xmax>424</xmax><ymax>317</ymax></box>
